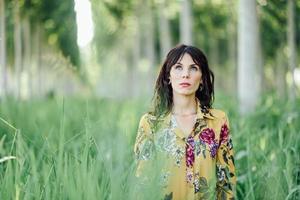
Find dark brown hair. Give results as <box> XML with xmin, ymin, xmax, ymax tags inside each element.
<box><xmin>151</xmin><ymin>44</ymin><xmax>214</xmax><ymax>117</ymax></box>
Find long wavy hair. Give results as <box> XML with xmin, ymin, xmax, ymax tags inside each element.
<box><xmin>150</xmin><ymin>44</ymin><xmax>215</xmax><ymax>117</ymax></box>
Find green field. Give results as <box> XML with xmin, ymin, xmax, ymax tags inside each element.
<box><xmin>0</xmin><ymin>96</ymin><xmax>299</xmax><ymax>200</ymax></box>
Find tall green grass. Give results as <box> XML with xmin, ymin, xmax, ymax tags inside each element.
<box><xmin>0</xmin><ymin>95</ymin><xmax>299</xmax><ymax>199</ymax></box>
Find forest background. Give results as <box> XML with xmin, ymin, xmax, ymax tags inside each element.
<box><xmin>0</xmin><ymin>0</ymin><xmax>299</xmax><ymax>199</ymax></box>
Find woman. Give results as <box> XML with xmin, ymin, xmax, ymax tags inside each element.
<box><xmin>134</xmin><ymin>44</ymin><xmax>236</xmax><ymax>200</ymax></box>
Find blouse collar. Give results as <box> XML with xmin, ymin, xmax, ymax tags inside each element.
<box><xmin>157</xmin><ymin>97</ymin><xmax>215</xmax><ymax>126</ymax></box>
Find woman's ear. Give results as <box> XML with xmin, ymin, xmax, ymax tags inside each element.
<box><xmin>199</xmin><ymin>83</ymin><xmax>203</xmax><ymax>91</ymax></box>
<box><xmin>168</xmin><ymin>78</ymin><xmax>171</xmax><ymax>85</ymax></box>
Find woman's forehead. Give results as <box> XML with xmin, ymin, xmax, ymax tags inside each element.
<box><xmin>176</xmin><ymin>53</ymin><xmax>197</xmax><ymax>65</ymax></box>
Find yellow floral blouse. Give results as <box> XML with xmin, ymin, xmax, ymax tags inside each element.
<box><xmin>134</xmin><ymin>99</ymin><xmax>236</xmax><ymax>200</ymax></box>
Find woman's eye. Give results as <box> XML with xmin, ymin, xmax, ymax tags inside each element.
<box><xmin>174</xmin><ymin>65</ymin><xmax>182</xmax><ymax>70</ymax></box>
<box><xmin>191</xmin><ymin>66</ymin><xmax>198</xmax><ymax>71</ymax></box>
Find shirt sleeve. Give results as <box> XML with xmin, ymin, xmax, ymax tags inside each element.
<box><xmin>216</xmin><ymin>113</ymin><xmax>236</xmax><ymax>200</ymax></box>
<box><xmin>134</xmin><ymin>114</ymin><xmax>155</xmax><ymax>177</ymax></box>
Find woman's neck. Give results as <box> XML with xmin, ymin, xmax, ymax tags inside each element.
<box><xmin>172</xmin><ymin>93</ymin><xmax>197</xmax><ymax>115</ymax></box>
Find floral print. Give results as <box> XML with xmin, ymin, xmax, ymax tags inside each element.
<box><xmin>186</xmin><ymin>169</ymin><xmax>194</xmax><ymax>183</ymax></box>
<box><xmin>199</xmin><ymin>128</ymin><xmax>219</xmax><ymax>158</ymax></box>
<box><xmin>155</xmin><ymin>128</ymin><xmax>177</xmax><ymax>153</ymax></box>
<box><xmin>172</xmin><ymin>146</ymin><xmax>185</xmax><ymax>166</ymax></box>
<box><xmin>186</xmin><ymin>136</ymin><xmax>195</xmax><ymax>168</ymax></box>
<box><xmin>210</xmin><ymin>142</ymin><xmax>219</xmax><ymax>158</ymax></box>
<box><xmin>220</xmin><ymin>123</ymin><xmax>229</xmax><ymax>145</ymax></box>
<box><xmin>134</xmin><ymin>98</ymin><xmax>236</xmax><ymax>200</ymax></box>
<box><xmin>216</xmin><ymin>164</ymin><xmax>226</xmax><ymax>182</ymax></box>
<box><xmin>199</xmin><ymin>128</ymin><xmax>215</xmax><ymax>145</ymax></box>
<box><xmin>160</xmin><ymin>171</ymin><xmax>171</xmax><ymax>187</ymax></box>
<box><xmin>135</xmin><ymin>126</ymin><xmax>155</xmax><ymax>160</ymax></box>
<box><xmin>155</xmin><ymin>128</ymin><xmax>185</xmax><ymax>166</ymax></box>
<box><xmin>163</xmin><ymin>192</ymin><xmax>173</xmax><ymax>200</ymax></box>
<box><xmin>216</xmin><ymin>121</ymin><xmax>236</xmax><ymax>200</ymax></box>
<box><xmin>193</xmin><ymin>172</ymin><xmax>201</xmax><ymax>193</ymax></box>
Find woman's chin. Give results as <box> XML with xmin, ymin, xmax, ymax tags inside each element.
<box><xmin>174</xmin><ymin>90</ymin><xmax>196</xmax><ymax>96</ymax></box>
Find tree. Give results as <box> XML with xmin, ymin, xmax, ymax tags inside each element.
<box><xmin>180</xmin><ymin>0</ymin><xmax>192</xmax><ymax>45</ymax></box>
<box><xmin>157</xmin><ymin>0</ymin><xmax>172</xmax><ymax>60</ymax></box>
<box><xmin>0</xmin><ymin>0</ymin><xmax>6</xmax><ymax>98</ymax></box>
<box><xmin>144</xmin><ymin>0</ymin><xmax>156</xmax><ymax>90</ymax></box>
<box><xmin>287</xmin><ymin>0</ymin><xmax>297</xmax><ymax>102</ymax></box>
<box><xmin>238</xmin><ymin>0</ymin><xmax>261</xmax><ymax>115</ymax></box>
<box><xmin>13</xmin><ymin>0</ymin><xmax>22</xmax><ymax>99</ymax></box>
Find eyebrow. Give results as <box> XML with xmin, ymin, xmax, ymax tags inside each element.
<box><xmin>176</xmin><ymin>62</ymin><xmax>199</xmax><ymax>67</ymax></box>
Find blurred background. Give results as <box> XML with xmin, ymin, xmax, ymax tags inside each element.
<box><xmin>0</xmin><ymin>0</ymin><xmax>300</xmax><ymax>199</ymax></box>
<box><xmin>0</xmin><ymin>0</ymin><xmax>299</xmax><ymax>112</ymax></box>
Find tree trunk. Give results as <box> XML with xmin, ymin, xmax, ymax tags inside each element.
<box><xmin>144</xmin><ymin>0</ymin><xmax>156</xmax><ymax>94</ymax></box>
<box><xmin>275</xmin><ymin>47</ymin><xmax>287</xmax><ymax>99</ymax></box>
<box><xmin>180</xmin><ymin>0</ymin><xmax>192</xmax><ymax>45</ymax></box>
<box><xmin>0</xmin><ymin>0</ymin><xmax>6</xmax><ymax>98</ymax></box>
<box><xmin>158</xmin><ymin>0</ymin><xmax>172</xmax><ymax>60</ymax></box>
<box><xmin>287</xmin><ymin>0</ymin><xmax>297</xmax><ymax>102</ymax></box>
<box><xmin>208</xmin><ymin>37</ymin><xmax>219</xmax><ymax>69</ymax></box>
<box><xmin>23</xmin><ymin>17</ymin><xmax>31</xmax><ymax>98</ymax></box>
<box><xmin>14</xmin><ymin>0</ymin><xmax>22</xmax><ymax>100</ymax></box>
<box><xmin>238</xmin><ymin>0</ymin><xmax>260</xmax><ymax>115</ymax></box>
<box><xmin>131</xmin><ymin>3</ymin><xmax>142</xmax><ymax>97</ymax></box>
<box><xmin>36</xmin><ymin>24</ymin><xmax>42</xmax><ymax>97</ymax></box>
<box><xmin>227</xmin><ymin>0</ymin><xmax>237</xmax><ymax>96</ymax></box>
<box><xmin>257</xmin><ymin>6</ymin><xmax>264</xmax><ymax>96</ymax></box>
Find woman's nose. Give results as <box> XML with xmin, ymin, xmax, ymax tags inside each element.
<box><xmin>182</xmin><ymin>69</ymin><xmax>190</xmax><ymax>78</ymax></box>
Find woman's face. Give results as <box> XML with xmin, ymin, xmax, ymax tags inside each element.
<box><xmin>169</xmin><ymin>53</ymin><xmax>202</xmax><ymax>96</ymax></box>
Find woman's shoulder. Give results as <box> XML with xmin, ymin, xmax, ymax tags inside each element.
<box><xmin>138</xmin><ymin>112</ymin><xmax>160</xmax><ymax>125</ymax></box>
<box><xmin>208</xmin><ymin>108</ymin><xmax>228</xmax><ymax>120</ymax></box>
<box><xmin>139</xmin><ymin>112</ymin><xmax>156</xmax><ymax>121</ymax></box>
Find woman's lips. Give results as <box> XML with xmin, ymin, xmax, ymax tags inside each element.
<box><xmin>179</xmin><ymin>83</ymin><xmax>191</xmax><ymax>87</ymax></box>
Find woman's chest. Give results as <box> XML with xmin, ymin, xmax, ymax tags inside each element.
<box><xmin>152</xmin><ymin>119</ymin><xmax>222</xmax><ymax>167</ymax></box>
